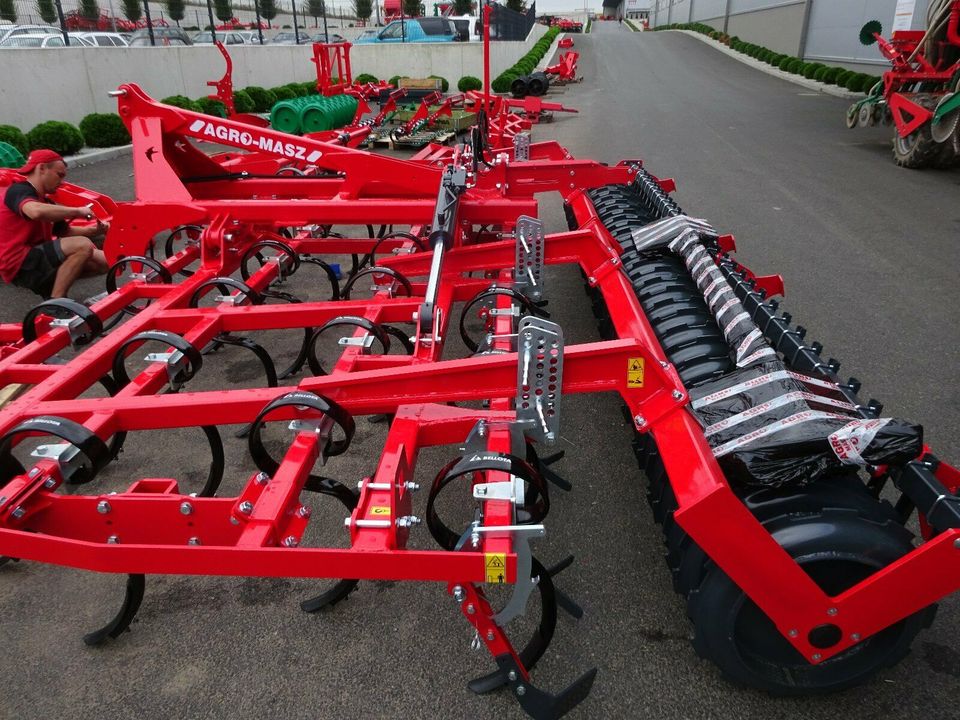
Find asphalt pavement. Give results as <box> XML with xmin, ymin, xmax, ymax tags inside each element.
<box><xmin>0</xmin><ymin>21</ymin><xmax>958</xmax><ymax>720</ymax></box>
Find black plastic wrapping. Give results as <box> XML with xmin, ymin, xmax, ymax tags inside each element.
<box><xmin>689</xmin><ymin>361</ymin><xmax>923</xmax><ymax>488</ymax></box>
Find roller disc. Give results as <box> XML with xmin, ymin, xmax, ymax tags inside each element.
<box><xmin>845</xmin><ymin>104</ymin><xmax>859</xmax><ymax>129</ymax></box>
<box><xmin>859</xmin><ymin>20</ymin><xmax>882</xmax><ymax>46</ymax></box>
<box><xmin>930</xmin><ymin>93</ymin><xmax>960</xmax><ymax>143</ymax></box>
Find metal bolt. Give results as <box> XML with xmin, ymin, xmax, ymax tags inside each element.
<box><xmin>467</xmin><ymin>603</ymin><xmax>476</xmax><ymax>615</ymax></box>
<box><xmin>827</xmin><ymin>608</ymin><xmax>838</xmax><ymax>616</ymax></box>
<box><xmin>255</xmin><ymin>472</ymin><xmax>270</xmax><ymax>485</ymax></box>
<box><xmin>788</xmin><ymin>629</ymin><xmax>798</xmax><ymax>637</ymax></box>
<box><xmin>586</xmin><ymin>276</ymin><xmax>596</xmax><ymax>284</ymax></box>
<box><xmin>453</xmin><ymin>585</ymin><xmax>465</xmax><ymax>603</ymax></box>
<box><xmin>672</xmin><ymin>390</ymin><xmax>684</xmax><ymax>401</ymax></box>
<box><xmin>188</xmin><ymin>537</ymin><xmax>201</xmax><ymax>545</ymax></box>
<box><xmin>283</xmin><ymin>536</ymin><xmax>299</xmax><ymax>548</ymax></box>
<box><xmin>955</xmin><ymin>538</ymin><xmax>960</xmax><ymax>549</ymax></box>
<box><xmin>634</xmin><ymin>415</ymin><xmax>646</xmax><ymax>427</ymax></box>
<box><xmin>179</xmin><ymin>501</ymin><xmax>193</xmax><ymax>515</ymax></box>
<box><xmin>97</xmin><ymin>500</ymin><xmax>111</xmax><ymax>514</ymax></box>
<box><xmin>507</xmin><ymin>670</ymin><xmax>517</xmax><ymax>681</ymax></box>
<box><xmin>238</xmin><ymin>501</ymin><xmax>253</xmax><ymax>515</ymax></box>
<box><xmin>851</xmin><ymin>633</ymin><xmax>861</xmax><ymax>641</ymax></box>
<box><xmin>43</xmin><ymin>478</ymin><xmax>56</xmax><ymax>489</ymax></box>
<box><xmin>297</xmin><ymin>505</ymin><xmax>312</xmax><ymax>519</ymax></box>
<box><xmin>660</xmin><ymin>361</ymin><xmax>669</xmax><ymax>368</ymax></box>
<box><xmin>404</xmin><ymin>482</ymin><xmax>420</xmax><ymax>491</ymax></box>
<box><xmin>516</xmin><ymin>685</ymin><xmax>526</xmax><ymax>696</ymax></box>
<box><xmin>396</xmin><ymin>515</ymin><xmax>422</xmax><ymax>528</ymax></box>
<box><xmin>476</xmin><ymin>487</ymin><xmax>488</xmax><ymax>496</ymax></box>
<box><xmin>811</xmin><ymin>653</ymin><xmax>822</xmax><ymax>661</ymax></box>
<box><xmin>107</xmin><ymin>535</ymin><xmax>120</xmax><ymax>544</ymax></box>
<box><xmin>229</xmin><ymin>516</ymin><xmax>240</xmax><ymax>526</ymax></box>
<box><xmin>28</xmin><ymin>468</ymin><xmax>40</xmax><ymax>478</ymax></box>
<box><xmin>486</xmin><ymin>631</ymin><xmax>495</xmax><ymax>641</ymax></box>
<box><xmin>11</xmin><ymin>506</ymin><xmax>25</xmax><ymax>518</ymax></box>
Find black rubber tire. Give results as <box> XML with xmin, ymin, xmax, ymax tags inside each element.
<box><xmin>687</xmin><ymin>511</ymin><xmax>934</xmax><ymax>695</ymax></box>
<box><xmin>510</xmin><ymin>76</ymin><xmax>529</xmax><ymax>98</ymax></box>
<box><xmin>892</xmin><ymin>125</ymin><xmax>940</xmax><ymax>168</ymax></box>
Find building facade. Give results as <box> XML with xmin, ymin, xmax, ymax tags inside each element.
<box><xmin>651</xmin><ymin>0</ymin><xmax>933</xmax><ymax>73</ymax></box>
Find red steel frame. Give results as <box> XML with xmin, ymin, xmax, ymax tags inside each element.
<box><xmin>0</xmin><ymin>73</ymin><xmax>959</xmax><ymax>712</ymax></box>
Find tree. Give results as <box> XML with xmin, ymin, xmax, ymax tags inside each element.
<box><xmin>260</xmin><ymin>0</ymin><xmax>277</xmax><ymax>27</ymax></box>
<box><xmin>78</xmin><ymin>0</ymin><xmax>100</xmax><ymax>21</ymax></box>
<box><xmin>0</xmin><ymin>0</ymin><xmax>16</xmax><ymax>23</ymax></box>
<box><xmin>402</xmin><ymin>0</ymin><xmax>421</xmax><ymax>18</ymax></box>
<box><xmin>353</xmin><ymin>0</ymin><xmax>371</xmax><ymax>21</ymax></box>
<box><xmin>307</xmin><ymin>0</ymin><xmax>323</xmax><ymax>26</ymax></box>
<box><xmin>166</xmin><ymin>0</ymin><xmax>185</xmax><ymax>25</ymax></box>
<box><xmin>121</xmin><ymin>0</ymin><xmax>141</xmax><ymax>22</ymax></box>
<box><xmin>452</xmin><ymin>0</ymin><xmax>471</xmax><ymax>15</ymax></box>
<box><xmin>36</xmin><ymin>0</ymin><xmax>57</xmax><ymax>23</ymax></box>
<box><xmin>505</xmin><ymin>0</ymin><xmax>524</xmax><ymax>12</ymax></box>
<box><xmin>213</xmin><ymin>0</ymin><xmax>233</xmax><ymax>22</ymax></box>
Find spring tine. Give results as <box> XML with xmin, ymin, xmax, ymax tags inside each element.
<box><xmin>82</xmin><ymin>574</ymin><xmax>146</xmax><ymax>646</ymax></box>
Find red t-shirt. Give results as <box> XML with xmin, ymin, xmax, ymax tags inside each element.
<box><xmin>0</xmin><ymin>180</ymin><xmax>67</xmax><ymax>283</ymax></box>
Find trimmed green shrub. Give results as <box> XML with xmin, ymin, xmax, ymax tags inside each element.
<box><xmin>355</xmin><ymin>73</ymin><xmax>379</xmax><ymax>84</ymax></box>
<box><xmin>834</xmin><ymin>70</ymin><xmax>853</xmax><ymax>87</ymax></box>
<box><xmin>786</xmin><ymin>59</ymin><xmax>804</xmax><ymax>74</ymax></box>
<box><xmin>821</xmin><ymin>67</ymin><xmax>843</xmax><ymax>84</ymax></box>
<box><xmin>492</xmin><ymin>72</ymin><xmax>518</xmax><ymax>94</ymax></box>
<box><xmin>195</xmin><ymin>97</ymin><xmax>228</xmax><ymax>117</ymax></box>
<box><xmin>429</xmin><ymin>75</ymin><xmax>449</xmax><ymax>92</ymax></box>
<box><xmin>270</xmin><ymin>86</ymin><xmax>296</xmax><ymax>101</ymax></box>
<box><xmin>283</xmin><ymin>83</ymin><xmax>307</xmax><ymax>97</ymax></box>
<box><xmin>233</xmin><ymin>90</ymin><xmax>255</xmax><ymax>114</ymax></box>
<box><xmin>861</xmin><ymin>75</ymin><xmax>882</xmax><ymax>93</ymax></box>
<box><xmin>26</xmin><ymin>121</ymin><xmax>84</xmax><ymax>156</ymax></box>
<box><xmin>458</xmin><ymin>75</ymin><xmax>482</xmax><ymax>92</ymax></box>
<box><xmin>0</xmin><ymin>125</ymin><xmax>29</xmax><ymax>157</ymax></box>
<box><xmin>78</xmin><ymin>113</ymin><xmax>129</xmax><ymax>148</ymax></box>
<box><xmin>161</xmin><ymin>95</ymin><xmax>202</xmax><ymax>112</ymax></box>
<box><xmin>299</xmin><ymin>81</ymin><xmax>319</xmax><ymax>95</ymax></box>
<box><xmin>845</xmin><ymin>72</ymin><xmax>868</xmax><ymax>92</ymax></box>
<box><xmin>777</xmin><ymin>56</ymin><xmax>793</xmax><ymax>71</ymax></box>
<box><xmin>802</xmin><ymin>63</ymin><xmax>823</xmax><ymax>79</ymax></box>
<box><xmin>242</xmin><ymin>86</ymin><xmax>277</xmax><ymax>113</ymax></box>
<box><xmin>812</xmin><ymin>66</ymin><xmax>829</xmax><ymax>82</ymax></box>
<box><xmin>388</xmin><ymin>75</ymin><xmax>401</xmax><ymax>87</ymax></box>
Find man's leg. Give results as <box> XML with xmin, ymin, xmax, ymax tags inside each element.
<box><xmin>81</xmin><ymin>248</ymin><xmax>109</xmax><ymax>278</ymax></box>
<box><xmin>50</xmin><ymin>237</ymin><xmax>95</xmax><ymax>298</ymax></box>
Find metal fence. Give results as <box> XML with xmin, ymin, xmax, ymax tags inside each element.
<box><xmin>0</xmin><ymin>0</ymin><xmax>359</xmax><ymax>46</ymax></box>
<box><xmin>489</xmin><ymin>1</ymin><xmax>535</xmax><ymax>41</ymax></box>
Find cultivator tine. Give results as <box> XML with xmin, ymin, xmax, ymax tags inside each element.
<box><xmin>544</xmin><ymin>555</ymin><xmax>584</xmax><ymax>619</ymax></box>
<box><xmin>530</xmin><ymin>449</ymin><xmax>571</xmax><ymax>492</ymax></box>
<box><xmin>82</xmin><ymin>574</ymin><xmax>146</xmax><ymax>647</ymax></box>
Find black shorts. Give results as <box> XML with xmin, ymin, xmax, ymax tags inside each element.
<box><xmin>12</xmin><ymin>240</ymin><xmax>65</xmax><ymax>299</ymax></box>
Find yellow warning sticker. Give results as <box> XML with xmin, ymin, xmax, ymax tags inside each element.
<box><xmin>485</xmin><ymin>553</ymin><xmax>507</xmax><ymax>584</ymax></box>
<box><xmin>627</xmin><ymin>357</ymin><xmax>645</xmax><ymax>387</ymax></box>
<box><xmin>370</xmin><ymin>506</ymin><xmax>391</xmax><ymax>516</ymax></box>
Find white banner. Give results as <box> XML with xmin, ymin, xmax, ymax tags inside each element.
<box><xmin>892</xmin><ymin>0</ymin><xmax>916</xmax><ymax>32</ymax></box>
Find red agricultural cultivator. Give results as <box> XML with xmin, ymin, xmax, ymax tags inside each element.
<box><xmin>1</xmin><ymin>37</ymin><xmax>960</xmax><ymax>720</ymax></box>
<box><xmin>848</xmin><ymin>0</ymin><xmax>960</xmax><ymax>167</ymax></box>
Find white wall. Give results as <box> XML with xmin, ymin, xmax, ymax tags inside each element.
<box><xmin>0</xmin><ymin>24</ymin><xmax>546</xmax><ymax>132</ymax></box>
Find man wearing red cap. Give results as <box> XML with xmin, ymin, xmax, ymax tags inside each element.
<box><xmin>0</xmin><ymin>149</ymin><xmax>109</xmax><ymax>299</ymax></box>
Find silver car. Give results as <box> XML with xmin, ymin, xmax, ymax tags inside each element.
<box><xmin>0</xmin><ymin>33</ymin><xmax>67</xmax><ymax>48</ymax></box>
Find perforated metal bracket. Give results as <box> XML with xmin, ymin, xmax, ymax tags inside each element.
<box><xmin>49</xmin><ymin>316</ymin><xmax>91</xmax><ymax>345</ymax></box>
<box><xmin>288</xmin><ymin>415</ymin><xmax>336</xmax><ymax>465</ymax></box>
<box><xmin>473</xmin><ymin>476</ymin><xmax>526</xmax><ymax>506</ymax></box>
<box><xmin>516</xmin><ymin>317</ymin><xmax>563</xmax><ymax>445</ymax></box>
<box><xmin>473</xmin><ymin>524</ymin><xmax>545</xmax><ymax>626</ymax></box>
<box><xmin>337</xmin><ymin>334</ymin><xmax>376</xmax><ymax>349</ymax></box>
<box><xmin>514</xmin><ymin>215</ymin><xmax>544</xmax><ymax>301</ymax></box>
<box><xmin>513</xmin><ymin>132</ymin><xmax>531</xmax><ymax>162</ymax></box>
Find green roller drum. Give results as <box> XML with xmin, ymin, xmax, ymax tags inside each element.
<box><xmin>299</xmin><ymin>94</ymin><xmax>359</xmax><ymax>134</ymax></box>
<box><xmin>0</xmin><ymin>141</ymin><xmax>25</xmax><ymax>170</ymax></box>
<box><xmin>271</xmin><ymin>96</ymin><xmax>312</xmax><ymax>135</ymax></box>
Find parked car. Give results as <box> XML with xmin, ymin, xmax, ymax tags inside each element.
<box><xmin>0</xmin><ymin>33</ymin><xmax>66</xmax><ymax>48</ymax></box>
<box><xmin>128</xmin><ymin>27</ymin><xmax>193</xmax><ymax>46</ymax></box>
<box><xmin>310</xmin><ymin>31</ymin><xmax>347</xmax><ymax>43</ymax></box>
<box><xmin>192</xmin><ymin>30</ymin><xmax>245</xmax><ymax>45</ymax></box>
<box><xmin>236</xmin><ymin>30</ymin><xmax>267</xmax><ymax>44</ymax></box>
<box><xmin>354</xmin><ymin>28</ymin><xmax>379</xmax><ymax>42</ymax></box>
<box><xmin>270</xmin><ymin>30</ymin><xmax>310</xmax><ymax>45</ymax></box>
<box><xmin>354</xmin><ymin>17</ymin><xmax>461</xmax><ymax>43</ymax></box>
<box><xmin>0</xmin><ymin>24</ymin><xmax>60</xmax><ymax>44</ymax></box>
<box><xmin>75</xmin><ymin>31</ymin><xmax>129</xmax><ymax>46</ymax></box>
